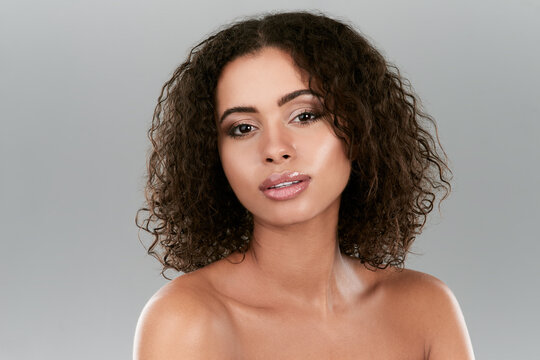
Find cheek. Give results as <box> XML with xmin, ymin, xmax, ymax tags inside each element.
<box><xmin>308</xmin><ymin>132</ymin><xmax>351</xmax><ymax>183</ymax></box>
<box><xmin>219</xmin><ymin>146</ymin><xmax>238</xmax><ymax>186</ymax></box>
<box><xmin>218</xmin><ymin>142</ymin><xmax>256</xmax><ymax>195</ymax></box>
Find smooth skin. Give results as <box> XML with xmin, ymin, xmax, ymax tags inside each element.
<box><xmin>133</xmin><ymin>47</ymin><xmax>475</xmax><ymax>359</ymax></box>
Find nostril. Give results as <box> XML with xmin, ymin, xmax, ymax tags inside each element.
<box><xmin>265</xmin><ymin>153</ymin><xmax>291</xmax><ymax>163</ymax></box>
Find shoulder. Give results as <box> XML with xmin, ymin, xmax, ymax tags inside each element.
<box><xmin>376</xmin><ymin>268</ymin><xmax>475</xmax><ymax>359</ymax></box>
<box><xmin>133</xmin><ymin>272</ymin><xmax>236</xmax><ymax>360</ymax></box>
<box><xmin>377</xmin><ymin>267</ymin><xmax>455</xmax><ymax>300</ymax></box>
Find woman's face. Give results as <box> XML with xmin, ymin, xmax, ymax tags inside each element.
<box><xmin>216</xmin><ymin>47</ymin><xmax>351</xmax><ymax>227</ymax></box>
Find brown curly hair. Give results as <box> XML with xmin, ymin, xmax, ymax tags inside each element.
<box><xmin>136</xmin><ymin>11</ymin><xmax>452</xmax><ymax>277</ymax></box>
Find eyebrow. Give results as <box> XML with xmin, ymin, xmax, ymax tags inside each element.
<box><xmin>219</xmin><ymin>89</ymin><xmax>318</xmax><ymax>123</ymax></box>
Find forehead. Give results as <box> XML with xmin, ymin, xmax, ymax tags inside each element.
<box><xmin>215</xmin><ymin>47</ymin><xmax>309</xmax><ymax>111</ymax></box>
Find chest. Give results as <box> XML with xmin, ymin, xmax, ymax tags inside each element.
<box><xmin>224</xmin><ymin>303</ymin><xmax>426</xmax><ymax>360</ymax></box>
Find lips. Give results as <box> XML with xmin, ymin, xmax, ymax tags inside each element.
<box><xmin>259</xmin><ymin>171</ymin><xmax>311</xmax><ymax>191</ymax></box>
<box><xmin>259</xmin><ymin>171</ymin><xmax>311</xmax><ymax>201</ymax></box>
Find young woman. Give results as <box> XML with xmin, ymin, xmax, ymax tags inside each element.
<box><xmin>133</xmin><ymin>12</ymin><xmax>475</xmax><ymax>359</ymax></box>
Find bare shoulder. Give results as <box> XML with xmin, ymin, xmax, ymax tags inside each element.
<box><xmin>375</xmin><ymin>267</ymin><xmax>475</xmax><ymax>359</ymax></box>
<box><xmin>378</xmin><ymin>267</ymin><xmax>456</xmax><ymax>299</ymax></box>
<box><xmin>133</xmin><ymin>272</ymin><xmax>236</xmax><ymax>360</ymax></box>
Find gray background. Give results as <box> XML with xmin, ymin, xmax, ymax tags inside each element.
<box><xmin>1</xmin><ymin>0</ymin><xmax>538</xmax><ymax>359</ymax></box>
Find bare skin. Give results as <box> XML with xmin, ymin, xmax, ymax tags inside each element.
<box><xmin>133</xmin><ymin>48</ymin><xmax>475</xmax><ymax>359</ymax></box>
<box><xmin>134</xmin><ymin>251</ymin><xmax>474</xmax><ymax>359</ymax></box>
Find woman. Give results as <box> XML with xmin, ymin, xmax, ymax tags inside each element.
<box><xmin>134</xmin><ymin>11</ymin><xmax>475</xmax><ymax>359</ymax></box>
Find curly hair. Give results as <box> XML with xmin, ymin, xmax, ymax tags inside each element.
<box><xmin>136</xmin><ymin>11</ymin><xmax>452</xmax><ymax>277</ymax></box>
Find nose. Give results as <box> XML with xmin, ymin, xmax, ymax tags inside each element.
<box><xmin>260</xmin><ymin>125</ymin><xmax>296</xmax><ymax>164</ymax></box>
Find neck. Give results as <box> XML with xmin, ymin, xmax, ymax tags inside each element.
<box><xmin>241</xmin><ymin>204</ymin><xmax>366</xmax><ymax>316</ymax></box>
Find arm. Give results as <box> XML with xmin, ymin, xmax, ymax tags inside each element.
<box><xmin>423</xmin><ymin>278</ymin><xmax>475</xmax><ymax>360</ymax></box>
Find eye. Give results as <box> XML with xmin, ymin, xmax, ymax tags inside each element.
<box><xmin>292</xmin><ymin>111</ymin><xmax>321</xmax><ymax>125</ymax></box>
<box><xmin>228</xmin><ymin>123</ymin><xmax>257</xmax><ymax>138</ymax></box>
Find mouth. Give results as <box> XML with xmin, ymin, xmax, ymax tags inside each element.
<box><xmin>259</xmin><ymin>171</ymin><xmax>311</xmax><ymax>200</ymax></box>
<box><xmin>268</xmin><ymin>180</ymin><xmax>302</xmax><ymax>189</ymax></box>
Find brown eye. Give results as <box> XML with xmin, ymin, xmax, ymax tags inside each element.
<box><xmin>238</xmin><ymin>124</ymin><xmax>253</xmax><ymax>133</ymax></box>
<box><xmin>229</xmin><ymin>123</ymin><xmax>257</xmax><ymax>138</ymax></box>
<box><xmin>292</xmin><ymin>111</ymin><xmax>321</xmax><ymax>125</ymax></box>
<box><xmin>297</xmin><ymin>112</ymin><xmax>315</xmax><ymax>121</ymax></box>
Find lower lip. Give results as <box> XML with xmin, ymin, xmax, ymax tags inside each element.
<box><xmin>262</xmin><ymin>180</ymin><xmax>310</xmax><ymax>201</ymax></box>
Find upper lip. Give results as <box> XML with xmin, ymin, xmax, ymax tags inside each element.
<box><xmin>259</xmin><ymin>171</ymin><xmax>311</xmax><ymax>191</ymax></box>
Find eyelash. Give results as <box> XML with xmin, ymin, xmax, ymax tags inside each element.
<box><xmin>227</xmin><ymin>110</ymin><xmax>322</xmax><ymax>138</ymax></box>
